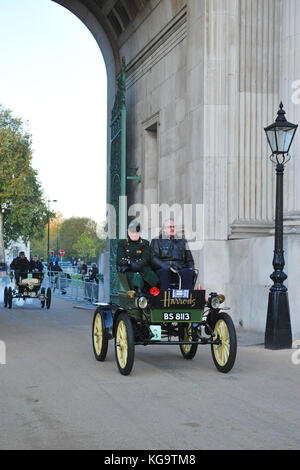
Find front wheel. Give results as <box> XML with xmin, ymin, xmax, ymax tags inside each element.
<box><xmin>179</xmin><ymin>323</ymin><xmax>198</xmax><ymax>359</ymax></box>
<box><xmin>40</xmin><ymin>287</ymin><xmax>45</xmax><ymax>308</ymax></box>
<box><xmin>92</xmin><ymin>309</ymin><xmax>109</xmax><ymax>361</ymax></box>
<box><xmin>114</xmin><ymin>313</ymin><xmax>135</xmax><ymax>376</ymax></box>
<box><xmin>46</xmin><ymin>288</ymin><xmax>51</xmax><ymax>309</ymax></box>
<box><xmin>7</xmin><ymin>287</ymin><xmax>13</xmax><ymax>309</ymax></box>
<box><xmin>4</xmin><ymin>287</ymin><xmax>8</xmax><ymax>308</ymax></box>
<box><xmin>211</xmin><ymin>312</ymin><xmax>237</xmax><ymax>373</ymax></box>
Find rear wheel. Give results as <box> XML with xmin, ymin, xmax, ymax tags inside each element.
<box><xmin>92</xmin><ymin>309</ymin><xmax>109</xmax><ymax>361</ymax></box>
<box><xmin>4</xmin><ymin>287</ymin><xmax>8</xmax><ymax>308</ymax></box>
<box><xmin>115</xmin><ymin>313</ymin><xmax>135</xmax><ymax>376</ymax></box>
<box><xmin>179</xmin><ymin>323</ymin><xmax>198</xmax><ymax>359</ymax></box>
<box><xmin>211</xmin><ymin>312</ymin><xmax>237</xmax><ymax>373</ymax></box>
<box><xmin>7</xmin><ymin>287</ymin><xmax>13</xmax><ymax>309</ymax></box>
<box><xmin>40</xmin><ymin>288</ymin><xmax>45</xmax><ymax>308</ymax></box>
<box><xmin>46</xmin><ymin>288</ymin><xmax>51</xmax><ymax>309</ymax></box>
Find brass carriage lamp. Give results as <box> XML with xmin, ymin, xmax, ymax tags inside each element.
<box><xmin>264</xmin><ymin>102</ymin><xmax>298</xmax><ymax>162</ymax></box>
<box><xmin>263</xmin><ymin>103</ymin><xmax>298</xmax><ymax>350</ymax></box>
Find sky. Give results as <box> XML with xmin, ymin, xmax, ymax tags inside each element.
<box><xmin>0</xmin><ymin>0</ymin><xmax>107</xmax><ymax>225</ymax></box>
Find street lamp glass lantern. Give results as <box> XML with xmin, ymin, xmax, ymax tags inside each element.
<box><xmin>264</xmin><ymin>102</ymin><xmax>298</xmax><ymax>155</ymax></box>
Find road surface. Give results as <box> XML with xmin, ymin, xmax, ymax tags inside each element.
<box><xmin>0</xmin><ymin>296</ymin><xmax>299</xmax><ymax>450</ymax></box>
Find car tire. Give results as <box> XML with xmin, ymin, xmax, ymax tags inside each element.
<box><xmin>211</xmin><ymin>312</ymin><xmax>237</xmax><ymax>373</ymax></box>
<box><xmin>114</xmin><ymin>313</ymin><xmax>135</xmax><ymax>376</ymax></box>
<box><xmin>7</xmin><ymin>287</ymin><xmax>13</xmax><ymax>309</ymax></box>
<box><xmin>46</xmin><ymin>288</ymin><xmax>51</xmax><ymax>309</ymax></box>
<box><xmin>4</xmin><ymin>287</ymin><xmax>8</xmax><ymax>308</ymax></box>
<box><xmin>179</xmin><ymin>323</ymin><xmax>198</xmax><ymax>359</ymax></box>
<box><xmin>41</xmin><ymin>287</ymin><xmax>45</xmax><ymax>308</ymax></box>
<box><xmin>92</xmin><ymin>308</ymin><xmax>109</xmax><ymax>362</ymax></box>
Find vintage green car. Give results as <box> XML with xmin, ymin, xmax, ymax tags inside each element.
<box><xmin>92</xmin><ymin>273</ymin><xmax>237</xmax><ymax>376</ymax></box>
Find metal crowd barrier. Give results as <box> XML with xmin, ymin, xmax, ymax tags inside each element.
<box><xmin>42</xmin><ymin>271</ymin><xmax>103</xmax><ymax>307</ymax></box>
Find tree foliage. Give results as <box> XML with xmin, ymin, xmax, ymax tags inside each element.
<box><xmin>30</xmin><ymin>212</ymin><xmax>65</xmax><ymax>260</ymax></box>
<box><xmin>59</xmin><ymin>217</ymin><xmax>94</xmax><ymax>258</ymax></box>
<box><xmin>0</xmin><ymin>104</ymin><xmax>50</xmax><ymax>248</ymax></box>
<box><xmin>72</xmin><ymin>221</ymin><xmax>106</xmax><ymax>263</ymax></box>
<box><xmin>31</xmin><ymin>216</ymin><xmax>106</xmax><ymax>263</ymax></box>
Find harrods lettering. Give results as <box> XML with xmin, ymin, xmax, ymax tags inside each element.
<box><xmin>162</xmin><ymin>291</ymin><xmax>196</xmax><ymax>308</ymax></box>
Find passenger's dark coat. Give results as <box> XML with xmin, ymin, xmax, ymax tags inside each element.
<box><xmin>29</xmin><ymin>260</ymin><xmax>44</xmax><ymax>272</ymax></box>
<box><xmin>150</xmin><ymin>236</ymin><xmax>194</xmax><ymax>271</ymax></box>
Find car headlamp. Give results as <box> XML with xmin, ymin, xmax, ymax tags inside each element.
<box><xmin>138</xmin><ymin>296</ymin><xmax>148</xmax><ymax>309</ymax></box>
<box><xmin>211</xmin><ymin>295</ymin><xmax>220</xmax><ymax>309</ymax></box>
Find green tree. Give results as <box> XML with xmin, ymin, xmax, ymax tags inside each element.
<box><xmin>59</xmin><ymin>217</ymin><xmax>92</xmax><ymax>261</ymax></box>
<box><xmin>73</xmin><ymin>232</ymin><xmax>97</xmax><ymax>263</ymax></box>
<box><xmin>0</xmin><ymin>104</ymin><xmax>50</xmax><ymax>258</ymax></box>
<box><xmin>30</xmin><ymin>212</ymin><xmax>65</xmax><ymax>260</ymax></box>
<box><xmin>72</xmin><ymin>222</ymin><xmax>106</xmax><ymax>263</ymax></box>
<box><xmin>59</xmin><ymin>217</ymin><xmax>106</xmax><ymax>262</ymax></box>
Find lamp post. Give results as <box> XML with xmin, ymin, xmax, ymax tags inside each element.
<box><xmin>264</xmin><ymin>102</ymin><xmax>298</xmax><ymax>349</ymax></box>
<box><xmin>47</xmin><ymin>199</ymin><xmax>57</xmax><ymax>264</ymax></box>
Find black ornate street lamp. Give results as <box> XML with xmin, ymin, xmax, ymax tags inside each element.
<box><xmin>264</xmin><ymin>102</ymin><xmax>298</xmax><ymax>349</ymax></box>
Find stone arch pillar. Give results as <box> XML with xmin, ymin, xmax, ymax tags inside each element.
<box><xmin>53</xmin><ymin>0</ymin><xmax>119</xmax><ymax>174</ymax></box>
<box><xmin>53</xmin><ymin>0</ymin><xmax>119</xmax><ymax>300</ymax></box>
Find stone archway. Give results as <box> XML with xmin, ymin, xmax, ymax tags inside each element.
<box><xmin>53</xmin><ymin>0</ymin><xmax>121</xmax><ymax>300</ymax></box>
<box><xmin>53</xmin><ymin>0</ymin><xmax>119</xmax><ymax>201</ymax></box>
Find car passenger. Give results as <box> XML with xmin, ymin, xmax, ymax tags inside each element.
<box><xmin>150</xmin><ymin>219</ymin><xmax>195</xmax><ymax>290</ymax></box>
<box><xmin>29</xmin><ymin>255</ymin><xmax>44</xmax><ymax>273</ymax></box>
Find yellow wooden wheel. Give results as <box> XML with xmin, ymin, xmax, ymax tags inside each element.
<box><xmin>116</xmin><ymin>320</ymin><xmax>128</xmax><ymax>368</ymax></box>
<box><xmin>213</xmin><ymin>320</ymin><xmax>230</xmax><ymax>366</ymax></box>
<box><xmin>211</xmin><ymin>313</ymin><xmax>237</xmax><ymax>373</ymax></box>
<box><xmin>94</xmin><ymin>313</ymin><xmax>104</xmax><ymax>355</ymax></box>
<box><xmin>114</xmin><ymin>313</ymin><xmax>135</xmax><ymax>375</ymax></box>
<box><xmin>92</xmin><ymin>309</ymin><xmax>108</xmax><ymax>361</ymax></box>
<box><xmin>179</xmin><ymin>323</ymin><xmax>198</xmax><ymax>359</ymax></box>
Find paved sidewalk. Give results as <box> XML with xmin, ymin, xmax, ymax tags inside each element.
<box><xmin>236</xmin><ymin>328</ymin><xmax>264</xmax><ymax>347</ymax></box>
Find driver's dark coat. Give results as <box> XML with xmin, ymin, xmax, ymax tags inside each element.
<box><xmin>117</xmin><ymin>238</ymin><xmax>159</xmax><ymax>288</ymax></box>
<box><xmin>10</xmin><ymin>257</ymin><xmax>30</xmax><ymax>273</ymax></box>
<box><xmin>150</xmin><ymin>236</ymin><xmax>194</xmax><ymax>271</ymax></box>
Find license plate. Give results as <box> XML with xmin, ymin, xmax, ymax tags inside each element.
<box><xmin>163</xmin><ymin>312</ymin><xmax>191</xmax><ymax>321</ymax></box>
<box><xmin>150</xmin><ymin>309</ymin><xmax>203</xmax><ymax>323</ymax></box>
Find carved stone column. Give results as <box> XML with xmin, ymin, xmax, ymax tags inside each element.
<box><xmin>201</xmin><ymin>0</ymin><xmax>240</xmax><ymax>241</ymax></box>
<box><xmin>230</xmin><ymin>0</ymin><xmax>281</xmax><ymax>239</ymax></box>
<box><xmin>279</xmin><ymin>0</ymin><xmax>300</xmax><ymax>234</ymax></box>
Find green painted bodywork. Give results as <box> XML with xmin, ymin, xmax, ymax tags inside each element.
<box><xmin>109</xmin><ymin>58</ymin><xmax>127</xmax><ymax>297</ymax></box>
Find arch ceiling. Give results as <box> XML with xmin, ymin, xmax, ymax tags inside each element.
<box><xmin>53</xmin><ymin>0</ymin><xmax>152</xmax><ymax>76</ymax></box>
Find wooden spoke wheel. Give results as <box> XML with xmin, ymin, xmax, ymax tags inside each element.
<box><xmin>179</xmin><ymin>323</ymin><xmax>198</xmax><ymax>360</ymax></box>
<box><xmin>114</xmin><ymin>313</ymin><xmax>135</xmax><ymax>376</ymax></box>
<box><xmin>7</xmin><ymin>287</ymin><xmax>13</xmax><ymax>309</ymax></box>
<box><xmin>40</xmin><ymin>287</ymin><xmax>45</xmax><ymax>308</ymax></box>
<box><xmin>46</xmin><ymin>288</ymin><xmax>51</xmax><ymax>310</ymax></box>
<box><xmin>211</xmin><ymin>313</ymin><xmax>237</xmax><ymax>373</ymax></box>
<box><xmin>4</xmin><ymin>287</ymin><xmax>8</xmax><ymax>308</ymax></box>
<box><xmin>92</xmin><ymin>309</ymin><xmax>109</xmax><ymax>362</ymax></box>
